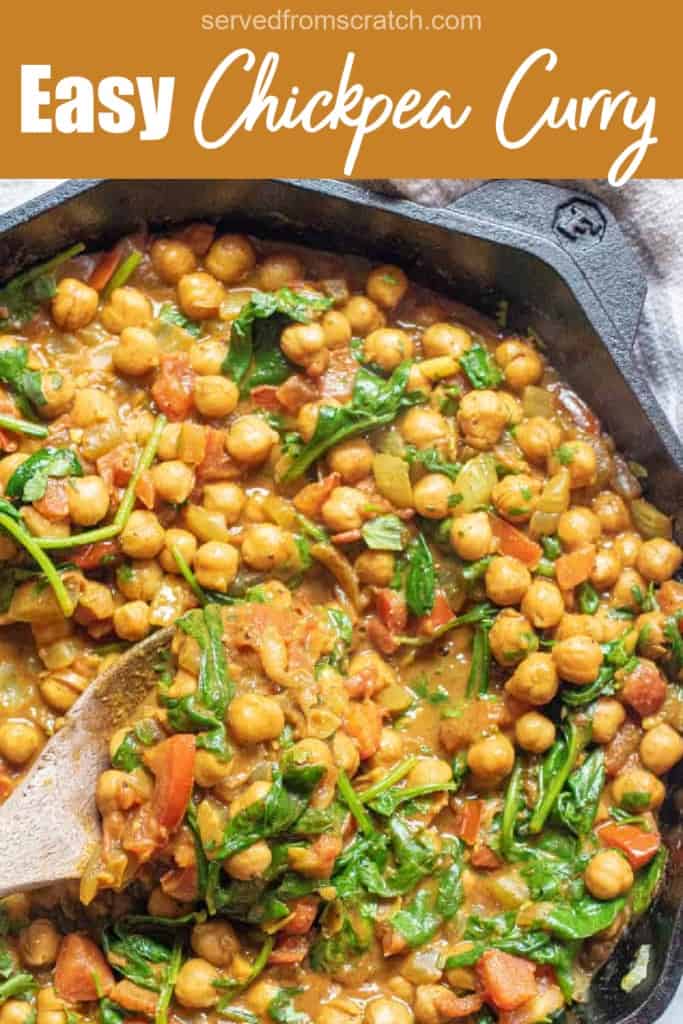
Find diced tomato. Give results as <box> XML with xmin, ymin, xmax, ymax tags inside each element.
<box><xmin>152</xmin><ymin>355</ymin><xmax>195</xmax><ymax>421</ymax></box>
<box><xmin>416</xmin><ymin>989</ymin><xmax>483</xmax><ymax>1019</ymax></box>
<box><xmin>55</xmin><ymin>933</ymin><xmax>115</xmax><ymax>1002</ymax></box>
<box><xmin>293</xmin><ymin>473</ymin><xmax>340</xmax><ymax>518</ymax></box>
<box><xmin>604</xmin><ymin>721</ymin><xmax>642</xmax><ymax>776</ymax></box>
<box><xmin>344</xmin><ymin>700</ymin><xmax>383</xmax><ymax>760</ymax></box>
<box><xmin>250</xmin><ymin>385</ymin><xmax>282</xmax><ymax>410</ymax></box>
<box><xmin>160</xmin><ymin>864</ymin><xmax>198</xmax><ymax>902</ymax></box>
<box><xmin>455</xmin><ymin>799</ymin><xmax>483</xmax><ymax>846</ymax></box>
<box><xmin>97</xmin><ymin>445</ymin><xmax>136</xmax><ymax>489</ymax></box>
<box><xmin>417</xmin><ymin>592</ymin><xmax>453</xmax><ymax>635</ymax></box>
<box><xmin>282</xmin><ymin>897</ymin><xmax>320</xmax><ymax>935</ymax></box>
<box><xmin>88</xmin><ymin>244</ymin><xmax>123</xmax><ymax>291</ymax></box>
<box><xmin>0</xmin><ymin>430</ymin><xmax>17</xmax><ymax>453</ymax></box>
<box><xmin>375</xmin><ymin>588</ymin><xmax>408</xmax><ymax>633</ymax></box>
<box><xmin>196</xmin><ymin>427</ymin><xmax>236</xmax><ymax>482</ymax></box>
<box><xmin>70</xmin><ymin>540</ymin><xmax>120</xmax><ymax>570</ymax></box>
<box><xmin>555</xmin><ymin>544</ymin><xmax>596</xmax><ymax>590</ymax></box>
<box><xmin>477</xmin><ymin>950</ymin><xmax>538</xmax><ymax>1011</ymax></box>
<box><xmin>597</xmin><ymin>823</ymin><xmax>661</xmax><ymax>869</ymax></box>
<box><xmin>275</xmin><ymin>373</ymin><xmax>320</xmax><ymax>413</ymax></box>
<box><xmin>620</xmin><ymin>659</ymin><xmax>668</xmax><ymax>717</ymax></box>
<box><xmin>470</xmin><ymin>846</ymin><xmax>503</xmax><ymax>870</ymax></box>
<box><xmin>381</xmin><ymin>927</ymin><xmax>408</xmax><ymax>957</ymax></box>
<box><xmin>145</xmin><ymin>734</ymin><xmax>196</xmax><ymax>832</ymax></box>
<box><xmin>135</xmin><ymin>470</ymin><xmax>155</xmax><ymax>509</ymax></box>
<box><xmin>33</xmin><ymin>478</ymin><xmax>69</xmax><ymax>521</ymax></box>
<box><xmin>268</xmin><ymin>934</ymin><xmax>309</xmax><ymax>966</ymax></box>
<box><xmin>109</xmin><ymin>980</ymin><xmax>158</xmax><ymax>1017</ymax></box>
<box><xmin>490</xmin><ymin>517</ymin><xmax>542</xmax><ymax>569</ymax></box>
<box><xmin>367</xmin><ymin>616</ymin><xmax>400</xmax><ymax>656</ymax></box>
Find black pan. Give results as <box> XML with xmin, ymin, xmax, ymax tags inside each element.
<box><xmin>0</xmin><ymin>178</ymin><xmax>680</xmax><ymax>1024</ymax></box>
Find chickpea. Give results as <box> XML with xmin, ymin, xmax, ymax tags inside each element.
<box><xmin>201</xmin><ymin>483</ymin><xmax>244</xmax><ymax>525</ymax></box>
<box><xmin>495</xmin><ymin>339</ymin><xmax>543</xmax><ymax>390</ymax></box>
<box><xmin>189</xmin><ymin>339</ymin><xmax>227</xmax><ymax>376</ymax></box>
<box><xmin>585</xmin><ymin>850</ymin><xmax>634</xmax><ymax>901</ymax></box>
<box><xmin>228</xmin><ymin>693</ymin><xmax>285</xmax><ymax>746</ymax></box>
<box><xmin>555</xmin><ymin>613</ymin><xmax>604</xmax><ymax>643</ymax></box>
<box><xmin>422</xmin><ymin>322</ymin><xmax>472</xmax><ymax>361</ymax></box>
<box><xmin>191</xmin><ymin>920</ymin><xmax>239</xmax><ymax>967</ymax></box>
<box><xmin>364</xmin><ymin>997</ymin><xmax>413</xmax><ymax>1024</ymax></box>
<box><xmin>366</xmin><ymin>265</ymin><xmax>408</xmax><ymax>309</ymax></box>
<box><xmin>194</xmin><ymin>541</ymin><xmax>239</xmax><ymax>593</ymax></box>
<box><xmin>51</xmin><ymin>277</ymin><xmax>98</xmax><ymax>331</ymax></box>
<box><xmin>355</xmin><ymin>550</ymin><xmax>395</xmax><ymax>587</ymax></box>
<box><xmin>558</xmin><ymin>507</ymin><xmax>602</xmax><ymax>550</ymax></box>
<box><xmin>101</xmin><ymin>286</ymin><xmax>152</xmax><ymax>333</ymax></box>
<box><xmin>505</xmin><ymin>652</ymin><xmax>559</xmax><ymax>705</ymax></box>
<box><xmin>413</xmin><ymin>474</ymin><xmax>452</xmax><ymax>519</ymax></box>
<box><xmin>113</xmin><ymin>327</ymin><xmax>160</xmax><ymax>376</ymax></box>
<box><xmin>457</xmin><ymin>390</ymin><xmax>508</xmax><ymax>450</ymax></box>
<box><xmin>612</xmin><ymin>568</ymin><xmax>647</xmax><ymax>610</ymax></box>
<box><xmin>364</xmin><ymin>328</ymin><xmax>414</xmax><ymax>372</ymax></box>
<box><xmin>658</xmin><ymin>580</ymin><xmax>683</xmax><ymax>615</ymax></box>
<box><xmin>63</xmin><ymin>475</ymin><xmax>109</xmax><ymax>528</ymax></box>
<box><xmin>371</xmin><ymin>727</ymin><xmax>405</xmax><ymax>767</ymax></box>
<box><xmin>120</xmin><ymin>510</ymin><xmax>165</xmax><ymax>559</ymax></box>
<box><xmin>333</xmin><ymin>731</ymin><xmax>361</xmax><ymax>776</ymax></box>
<box><xmin>613</xmin><ymin>767</ymin><xmax>665</xmax><ymax>811</ymax></box>
<box><xmin>640</xmin><ymin>724</ymin><xmax>683</xmax><ymax>775</ymax></box>
<box><xmin>116</xmin><ymin>559</ymin><xmax>163</xmax><ymax>601</ymax></box>
<box><xmin>549</xmin><ymin>440</ymin><xmax>597</xmax><ymax>489</ymax></box>
<box><xmin>492</xmin><ymin>474</ymin><xmax>540</xmax><ymax>524</ymax></box>
<box><xmin>343</xmin><ymin>295</ymin><xmax>383</xmax><ymax>335</ymax></box>
<box><xmin>515</xmin><ymin>417</ymin><xmax>562</xmax><ymax>464</ymax></box>
<box><xmin>592</xmin><ymin>698</ymin><xmax>626</xmax><ymax>744</ymax></box>
<box><xmin>450</xmin><ymin>511</ymin><xmax>492</xmax><ymax>562</ymax></box>
<box><xmin>191</xmin><ymin>375</ymin><xmax>239</xmax><ymax>419</ymax></box>
<box><xmin>71</xmin><ymin>387</ymin><xmax>118</xmax><ymax>428</ymax></box>
<box><xmin>113</xmin><ymin>600</ymin><xmax>151</xmax><ymax>641</ymax></box>
<box><xmin>327</xmin><ymin>438</ymin><xmax>373</xmax><ymax>484</ymax></box>
<box><xmin>225</xmin><ymin>839</ymin><xmax>272</xmax><ymax>880</ymax></box>
<box><xmin>637</xmin><ymin>538</ymin><xmax>683</xmax><ymax>583</ymax></box>
<box><xmin>552</xmin><ymin>635</ymin><xmax>603</xmax><ymax>684</ymax></box>
<box><xmin>489</xmin><ymin>610</ymin><xmax>537</xmax><ymax>666</ymax></box>
<box><xmin>37</xmin><ymin>370</ymin><xmax>75</xmax><ymax>419</ymax></box>
<box><xmin>614</xmin><ymin>532</ymin><xmax>643</xmax><ymax>568</ymax></box>
<box><xmin>521</xmin><ymin>579</ymin><xmax>565</xmax><ymax>630</ymax></box>
<box><xmin>151</xmin><ymin>238</ymin><xmax>197</xmax><ymax>283</ymax></box>
<box><xmin>258</xmin><ymin>253</ymin><xmax>303</xmax><ymax>291</ymax></box>
<box><xmin>321</xmin><ymin>486</ymin><xmax>367</xmax><ymax>533</ymax></box>
<box><xmin>174</xmin><ymin>958</ymin><xmax>220</xmax><ymax>1009</ymax></box>
<box><xmin>1</xmin><ymin>1001</ymin><xmax>34</xmax><ymax>1024</ymax></box>
<box><xmin>592</xmin><ymin>491</ymin><xmax>631</xmax><ymax>532</ymax></box>
<box><xmin>150</xmin><ymin>460</ymin><xmax>196</xmax><ymax>505</ymax></box>
<box><xmin>205</xmin><ymin>234</ymin><xmax>256</xmax><ymax>283</ymax></box>
<box><xmin>467</xmin><ymin>733</ymin><xmax>515</xmax><ymax>782</ymax></box>
<box><xmin>350</xmin><ymin>650</ymin><xmax>397</xmax><ymax>691</ymax></box>
<box><xmin>322</xmin><ymin>310</ymin><xmax>352</xmax><ymax>349</ymax></box>
<box><xmin>226</xmin><ymin>415</ymin><xmax>278</xmax><ymax>465</ymax></box>
<box><xmin>485</xmin><ymin>556</ymin><xmax>531</xmax><ymax>606</ymax></box>
<box><xmin>515</xmin><ymin>712</ymin><xmax>556</xmax><ymax>753</ymax></box>
<box><xmin>590</xmin><ymin>548</ymin><xmax>622</xmax><ymax>590</ymax></box>
<box><xmin>241</xmin><ymin>523</ymin><xmax>293</xmax><ymax>571</ymax></box>
<box><xmin>19</xmin><ymin>918</ymin><xmax>61</xmax><ymax>967</ymax></box>
<box><xmin>177</xmin><ymin>272</ymin><xmax>225</xmax><ymax>320</ymax></box>
<box><xmin>281</xmin><ymin>322</ymin><xmax>327</xmax><ymax>368</ymax></box>
<box><xmin>0</xmin><ymin>720</ymin><xmax>40</xmax><ymax>766</ymax></box>
<box><xmin>407</xmin><ymin>757</ymin><xmax>452</xmax><ymax>788</ymax></box>
<box><xmin>400</xmin><ymin>407</ymin><xmax>449</xmax><ymax>450</ymax></box>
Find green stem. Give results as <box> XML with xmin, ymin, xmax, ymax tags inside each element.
<box><xmin>0</xmin><ymin>414</ymin><xmax>48</xmax><ymax>439</ymax></box>
<box><xmin>396</xmin><ymin>602</ymin><xmax>497</xmax><ymax>648</ymax></box>
<box><xmin>501</xmin><ymin>758</ymin><xmax>525</xmax><ymax>861</ymax></box>
<box><xmin>337</xmin><ymin>768</ymin><xmax>375</xmax><ymax>837</ymax></box>
<box><xmin>0</xmin><ymin>512</ymin><xmax>74</xmax><ymax>616</ymax></box>
<box><xmin>0</xmin><ymin>243</ymin><xmax>85</xmax><ymax>292</ymax></box>
<box><xmin>102</xmin><ymin>250</ymin><xmax>142</xmax><ymax>300</ymax></box>
<box><xmin>466</xmin><ymin>625</ymin><xmax>490</xmax><ymax>698</ymax></box>
<box><xmin>155</xmin><ymin>939</ymin><xmax>182</xmax><ymax>1024</ymax></box>
<box><xmin>529</xmin><ymin>720</ymin><xmax>587</xmax><ymax>834</ymax></box>
<box><xmin>37</xmin><ymin>414</ymin><xmax>166</xmax><ymax>550</ymax></box>
<box><xmin>172</xmin><ymin>546</ymin><xmax>206</xmax><ymax>606</ymax></box>
<box><xmin>359</xmin><ymin>757</ymin><xmax>418</xmax><ymax>804</ymax></box>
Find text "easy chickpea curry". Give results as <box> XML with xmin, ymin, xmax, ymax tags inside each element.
<box><xmin>0</xmin><ymin>224</ymin><xmax>680</xmax><ymax>1024</ymax></box>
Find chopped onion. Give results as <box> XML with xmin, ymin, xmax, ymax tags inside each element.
<box><xmin>522</xmin><ymin>385</ymin><xmax>555</xmax><ymax>419</ymax></box>
<box><xmin>529</xmin><ymin>510</ymin><xmax>561</xmax><ymax>538</ymax></box>
<box><xmin>611</xmin><ymin>454</ymin><xmax>643</xmax><ymax>500</ymax></box>
<box><xmin>373</xmin><ymin>453</ymin><xmax>413</xmax><ymax>508</ymax></box>
<box><xmin>630</xmin><ymin>498</ymin><xmax>672</xmax><ymax>539</ymax></box>
<box><xmin>451</xmin><ymin>454</ymin><xmax>497</xmax><ymax>513</ymax></box>
<box><xmin>621</xmin><ymin>944</ymin><xmax>651</xmax><ymax>993</ymax></box>
<box><xmin>536</xmin><ymin>468</ymin><xmax>571</xmax><ymax>515</ymax></box>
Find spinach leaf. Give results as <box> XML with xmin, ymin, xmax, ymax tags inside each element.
<box><xmin>158</xmin><ymin>303</ymin><xmax>202</xmax><ymax>338</ymax></box>
<box><xmin>0</xmin><ymin>346</ymin><xmax>47</xmax><ymax>418</ymax></box>
<box><xmin>556</xmin><ymin>748</ymin><xmax>605</xmax><ymax>836</ymax></box>
<box><xmin>632</xmin><ymin>847</ymin><xmax>667</xmax><ymax>915</ymax></box>
<box><xmin>459</xmin><ymin>344</ymin><xmax>504</xmax><ymax>390</ymax></box>
<box><xmin>283</xmin><ymin>363</ymin><xmax>424</xmax><ymax>481</ymax></box>
<box><xmin>404</xmin><ymin>445</ymin><xmax>461</xmax><ymax>480</ymax></box>
<box><xmin>267</xmin><ymin>987</ymin><xmax>311</xmax><ymax>1024</ymax></box>
<box><xmin>529</xmin><ymin>719</ymin><xmax>589</xmax><ymax>833</ymax></box>
<box><xmin>104</xmin><ymin>927</ymin><xmax>172</xmax><ymax>991</ymax></box>
<box><xmin>361</xmin><ymin>514</ymin><xmax>405</xmax><ymax>551</ymax></box>
<box><xmin>544</xmin><ymin>894</ymin><xmax>626</xmax><ymax>941</ymax></box>
<box><xmin>315</xmin><ymin>607</ymin><xmax>353</xmax><ymax>677</ymax></box>
<box><xmin>6</xmin><ymin>447</ymin><xmax>83</xmax><ymax>503</ymax></box>
<box><xmin>212</xmin><ymin>772</ymin><xmax>311</xmax><ymax>860</ymax></box>
<box><xmin>0</xmin><ymin>244</ymin><xmax>84</xmax><ymax>331</ymax></box>
<box><xmin>310</xmin><ymin>905</ymin><xmax>372</xmax><ymax>973</ymax></box>
<box><xmin>222</xmin><ymin>289</ymin><xmax>332</xmax><ymax>394</ymax></box>
<box><xmin>368</xmin><ymin>781</ymin><xmax>456</xmax><ymax>817</ymax></box>
<box><xmin>111</xmin><ymin>719</ymin><xmax>160</xmax><ymax>772</ymax></box>
<box><xmin>405</xmin><ymin>533</ymin><xmax>435</xmax><ymax>616</ymax></box>
<box><xmin>391</xmin><ymin>888</ymin><xmax>441</xmax><ymax>948</ymax></box>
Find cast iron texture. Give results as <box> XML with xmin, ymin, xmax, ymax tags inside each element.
<box><xmin>0</xmin><ymin>178</ymin><xmax>680</xmax><ymax>1024</ymax></box>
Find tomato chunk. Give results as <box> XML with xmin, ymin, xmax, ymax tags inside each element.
<box><xmin>597</xmin><ymin>823</ymin><xmax>661</xmax><ymax>869</ymax></box>
<box><xmin>375</xmin><ymin>589</ymin><xmax>408</xmax><ymax>633</ymax></box>
<box><xmin>477</xmin><ymin>950</ymin><xmax>538</xmax><ymax>1011</ymax></box>
<box><xmin>55</xmin><ymin>933</ymin><xmax>115</xmax><ymax>1002</ymax></box>
<box><xmin>620</xmin><ymin>659</ymin><xmax>668</xmax><ymax>718</ymax></box>
<box><xmin>145</xmin><ymin>734</ymin><xmax>196</xmax><ymax>832</ymax></box>
<box><xmin>152</xmin><ymin>354</ymin><xmax>195</xmax><ymax>420</ymax></box>
<box><xmin>555</xmin><ymin>545</ymin><xmax>596</xmax><ymax>590</ymax></box>
<box><xmin>417</xmin><ymin>592</ymin><xmax>453</xmax><ymax>636</ymax></box>
<box><xmin>455</xmin><ymin>799</ymin><xmax>483</xmax><ymax>846</ymax></box>
<box><xmin>490</xmin><ymin>517</ymin><xmax>542</xmax><ymax>569</ymax></box>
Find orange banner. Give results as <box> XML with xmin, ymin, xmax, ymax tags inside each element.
<box><xmin>3</xmin><ymin>1</ymin><xmax>682</xmax><ymax>179</ymax></box>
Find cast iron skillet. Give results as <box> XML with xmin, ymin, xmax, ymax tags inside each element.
<box><xmin>0</xmin><ymin>178</ymin><xmax>680</xmax><ymax>1024</ymax></box>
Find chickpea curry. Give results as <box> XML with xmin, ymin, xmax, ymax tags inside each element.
<box><xmin>0</xmin><ymin>223</ymin><xmax>681</xmax><ymax>1024</ymax></box>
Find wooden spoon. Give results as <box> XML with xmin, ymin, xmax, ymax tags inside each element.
<box><xmin>0</xmin><ymin>627</ymin><xmax>173</xmax><ymax>897</ymax></box>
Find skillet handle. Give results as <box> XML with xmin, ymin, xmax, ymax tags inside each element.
<box><xmin>447</xmin><ymin>180</ymin><xmax>647</xmax><ymax>346</ymax></box>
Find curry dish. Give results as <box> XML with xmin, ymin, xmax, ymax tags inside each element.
<box><xmin>0</xmin><ymin>224</ymin><xmax>681</xmax><ymax>1024</ymax></box>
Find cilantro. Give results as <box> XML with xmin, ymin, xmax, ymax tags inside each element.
<box><xmin>460</xmin><ymin>344</ymin><xmax>504</xmax><ymax>389</ymax></box>
<box><xmin>361</xmin><ymin>514</ymin><xmax>404</xmax><ymax>551</ymax></box>
<box><xmin>0</xmin><ymin>243</ymin><xmax>84</xmax><ymax>331</ymax></box>
<box><xmin>6</xmin><ymin>447</ymin><xmax>83</xmax><ymax>503</ymax></box>
<box><xmin>158</xmin><ymin>303</ymin><xmax>202</xmax><ymax>338</ymax></box>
